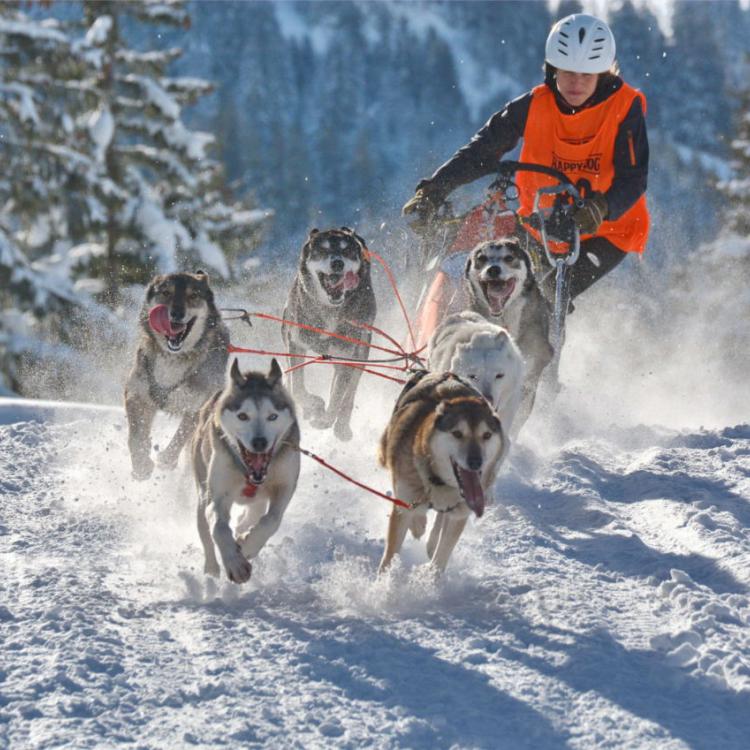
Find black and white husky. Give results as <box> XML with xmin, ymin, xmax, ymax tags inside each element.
<box><xmin>191</xmin><ymin>358</ymin><xmax>300</xmax><ymax>584</ymax></box>
<box><xmin>282</xmin><ymin>227</ymin><xmax>376</xmax><ymax>442</ymax></box>
<box><xmin>124</xmin><ymin>271</ymin><xmax>229</xmax><ymax>480</ymax></box>
<box><xmin>464</xmin><ymin>239</ymin><xmax>553</xmax><ymax>430</ymax></box>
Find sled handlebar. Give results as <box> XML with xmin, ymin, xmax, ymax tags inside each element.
<box><xmin>491</xmin><ymin>160</ymin><xmax>583</xmax><ymax>204</ymax></box>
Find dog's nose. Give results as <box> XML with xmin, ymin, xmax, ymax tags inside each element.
<box><xmin>251</xmin><ymin>437</ymin><xmax>268</xmax><ymax>453</ymax></box>
<box><xmin>486</xmin><ymin>265</ymin><xmax>501</xmax><ymax>279</ymax></box>
<box><xmin>330</xmin><ymin>258</ymin><xmax>344</xmax><ymax>273</ymax></box>
<box><xmin>467</xmin><ymin>445</ymin><xmax>483</xmax><ymax>471</ymax></box>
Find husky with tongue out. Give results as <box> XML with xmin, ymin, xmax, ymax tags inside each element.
<box><xmin>282</xmin><ymin>227</ymin><xmax>376</xmax><ymax>442</ymax></box>
<box><xmin>464</xmin><ymin>238</ymin><xmax>553</xmax><ymax>431</ymax></box>
<box><xmin>191</xmin><ymin>358</ymin><xmax>300</xmax><ymax>584</ymax></box>
<box><xmin>378</xmin><ymin>370</ymin><xmax>507</xmax><ymax>574</ymax></box>
<box><xmin>124</xmin><ymin>271</ymin><xmax>229</xmax><ymax>480</ymax></box>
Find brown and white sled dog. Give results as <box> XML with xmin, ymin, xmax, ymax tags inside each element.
<box><xmin>427</xmin><ymin>311</ymin><xmax>525</xmax><ymax>435</ymax></box>
<box><xmin>464</xmin><ymin>238</ymin><xmax>553</xmax><ymax>430</ymax></box>
<box><xmin>378</xmin><ymin>371</ymin><xmax>507</xmax><ymax>574</ymax></box>
<box><xmin>282</xmin><ymin>227</ymin><xmax>376</xmax><ymax>442</ymax></box>
<box><xmin>125</xmin><ymin>271</ymin><xmax>229</xmax><ymax>480</ymax></box>
<box><xmin>191</xmin><ymin>359</ymin><xmax>300</xmax><ymax>584</ymax></box>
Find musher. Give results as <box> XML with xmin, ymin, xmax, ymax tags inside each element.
<box><xmin>403</xmin><ymin>13</ymin><xmax>650</xmax><ymax>305</ymax></box>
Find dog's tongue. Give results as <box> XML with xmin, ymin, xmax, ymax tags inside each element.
<box><xmin>148</xmin><ymin>305</ymin><xmax>179</xmax><ymax>336</ymax></box>
<box><xmin>458</xmin><ymin>467</ymin><xmax>485</xmax><ymax>517</ymax></box>
<box><xmin>247</xmin><ymin>453</ymin><xmax>267</xmax><ymax>472</ymax></box>
<box><xmin>488</xmin><ymin>279</ymin><xmax>515</xmax><ymax>314</ymax></box>
<box><xmin>343</xmin><ymin>271</ymin><xmax>360</xmax><ymax>291</ymax></box>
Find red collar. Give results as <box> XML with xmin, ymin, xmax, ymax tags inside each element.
<box><xmin>242</xmin><ymin>481</ymin><xmax>259</xmax><ymax>498</ymax></box>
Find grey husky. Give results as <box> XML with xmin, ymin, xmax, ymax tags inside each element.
<box><xmin>464</xmin><ymin>238</ymin><xmax>553</xmax><ymax>429</ymax></box>
<box><xmin>282</xmin><ymin>227</ymin><xmax>376</xmax><ymax>442</ymax></box>
<box><xmin>124</xmin><ymin>271</ymin><xmax>229</xmax><ymax>480</ymax></box>
<box><xmin>191</xmin><ymin>358</ymin><xmax>300</xmax><ymax>584</ymax></box>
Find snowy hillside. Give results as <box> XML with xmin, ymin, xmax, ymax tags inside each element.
<box><xmin>2</xmin><ymin>338</ymin><xmax>749</xmax><ymax>748</ymax></box>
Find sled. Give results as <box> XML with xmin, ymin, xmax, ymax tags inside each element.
<box><xmin>411</xmin><ymin>160</ymin><xmax>582</xmax><ymax>376</ymax></box>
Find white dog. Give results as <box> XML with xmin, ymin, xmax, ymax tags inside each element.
<box><xmin>428</xmin><ymin>311</ymin><xmax>525</xmax><ymax>435</ymax></box>
<box><xmin>191</xmin><ymin>358</ymin><xmax>300</xmax><ymax>584</ymax></box>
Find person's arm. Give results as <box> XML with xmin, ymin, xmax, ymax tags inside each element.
<box><xmin>605</xmin><ymin>96</ymin><xmax>649</xmax><ymax>220</ymax></box>
<box><xmin>418</xmin><ymin>92</ymin><xmax>533</xmax><ymax>201</ymax></box>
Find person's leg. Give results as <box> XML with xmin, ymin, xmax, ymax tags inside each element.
<box><xmin>567</xmin><ymin>237</ymin><xmax>627</xmax><ymax>300</ymax></box>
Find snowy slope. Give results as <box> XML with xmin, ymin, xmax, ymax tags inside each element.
<box><xmin>1</xmin><ymin>358</ymin><xmax>749</xmax><ymax>748</ymax></box>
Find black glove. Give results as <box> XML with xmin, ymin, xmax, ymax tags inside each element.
<box><xmin>402</xmin><ymin>185</ymin><xmax>443</xmax><ymax>227</ymax></box>
<box><xmin>572</xmin><ymin>193</ymin><xmax>608</xmax><ymax>235</ymax></box>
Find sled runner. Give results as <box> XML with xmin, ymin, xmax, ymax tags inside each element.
<box><xmin>411</xmin><ymin>160</ymin><xmax>582</xmax><ymax>376</ymax></box>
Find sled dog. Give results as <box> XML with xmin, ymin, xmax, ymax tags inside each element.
<box><xmin>282</xmin><ymin>227</ymin><xmax>376</xmax><ymax>442</ymax></box>
<box><xmin>427</xmin><ymin>311</ymin><xmax>525</xmax><ymax>434</ymax></box>
<box><xmin>464</xmin><ymin>238</ymin><xmax>553</xmax><ymax>429</ymax></box>
<box><xmin>191</xmin><ymin>358</ymin><xmax>300</xmax><ymax>584</ymax></box>
<box><xmin>125</xmin><ymin>271</ymin><xmax>229</xmax><ymax>480</ymax></box>
<box><xmin>378</xmin><ymin>371</ymin><xmax>507</xmax><ymax>574</ymax></box>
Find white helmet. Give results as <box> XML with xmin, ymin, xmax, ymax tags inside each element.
<box><xmin>545</xmin><ymin>14</ymin><xmax>616</xmax><ymax>74</ymax></box>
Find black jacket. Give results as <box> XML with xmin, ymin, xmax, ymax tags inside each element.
<box><xmin>418</xmin><ymin>74</ymin><xmax>648</xmax><ymax>222</ymax></box>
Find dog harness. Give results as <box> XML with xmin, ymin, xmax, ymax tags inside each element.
<box><xmin>517</xmin><ymin>82</ymin><xmax>649</xmax><ymax>253</ymax></box>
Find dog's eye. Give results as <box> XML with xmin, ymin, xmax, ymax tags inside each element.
<box><xmin>468</xmin><ymin>374</ymin><xmax>477</xmax><ymax>380</ymax></box>
<box><xmin>504</xmin><ymin>256</ymin><xmax>516</xmax><ymax>264</ymax></box>
<box><xmin>495</xmin><ymin>373</ymin><xmax>504</xmax><ymax>379</ymax></box>
<box><xmin>237</xmin><ymin>413</ymin><xmax>249</xmax><ymax>421</ymax></box>
<box><xmin>452</xmin><ymin>430</ymin><xmax>463</xmax><ymax>439</ymax></box>
<box><xmin>267</xmin><ymin>413</ymin><xmax>278</xmax><ymax>421</ymax></box>
<box><xmin>482</xmin><ymin>431</ymin><xmax>492</xmax><ymax>441</ymax></box>
<box><xmin>476</xmin><ymin>255</ymin><xmax>486</xmax><ymax>264</ymax></box>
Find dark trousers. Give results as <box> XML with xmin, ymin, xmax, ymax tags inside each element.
<box><xmin>532</xmin><ymin>235</ymin><xmax>628</xmax><ymax>303</ymax></box>
<box><xmin>564</xmin><ymin>237</ymin><xmax>628</xmax><ymax>299</ymax></box>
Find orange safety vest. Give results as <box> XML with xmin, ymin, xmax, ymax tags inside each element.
<box><xmin>517</xmin><ymin>83</ymin><xmax>649</xmax><ymax>254</ymax></box>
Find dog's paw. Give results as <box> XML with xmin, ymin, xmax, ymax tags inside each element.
<box><xmin>301</xmin><ymin>394</ymin><xmax>326</xmax><ymax>421</ymax></box>
<box><xmin>333</xmin><ymin>420</ymin><xmax>353</xmax><ymax>442</ymax></box>
<box><xmin>236</xmin><ymin>532</ymin><xmax>262</xmax><ymax>560</ymax></box>
<box><xmin>310</xmin><ymin>411</ymin><xmax>336</xmax><ymax>430</ymax></box>
<box><xmin>131</xmin><ymin>457</ymin><xmax>154</xmax><ymax>481</ymax></box>
<box><xmin>224</xmin><ymin>550</ymin><xmax>252</xmax><ymax>584</ymax></box>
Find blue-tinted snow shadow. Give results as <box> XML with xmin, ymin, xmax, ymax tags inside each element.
<box><xmin>560</xmin><ymin>453</ymin><xmax>750</xmax><ymax>526</ymax></box>
<box><xmin>500</xmin><ymin>621</ymin><xmax>750</xmax><ymax>750</ymax></box>
<box><xmin>495</xmin><ymin>472</ymin><xmax>746</xmax><ymax>595</ymax></box>
<box><xmin>251</xmin><ymin>608</ymin><xmax>567</xmax><ymax>750</ymax></box>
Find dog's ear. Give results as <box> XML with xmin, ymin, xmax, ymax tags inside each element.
<box><xmin>434</xmin><ymin>401</ymin><xmax>449</xmax><ymax>430</ymax></box>
<box><xmin>464</xmin><ymin>254</ymin><xmax>473</xmax><ymax>279</ymax></box>
<box><xmin>146</xmin><ymin>275</ymin><xmax>164</xmax><ymax>301</ymax></box>
<box><xmin>308</xmin><ymin>228</ymin><xmax>319</xmax><ymax>237</ymax></box>
<box><xmin>230</xmin><ymin>358</ymin><xmax>244</xmax><ymax>387</ymax></box>
<box><xmin>268</xmin><ymin>358</ymin><xmax>282</xmax><ymax>387</ymax></box>
<box><xmin>194</xmin><ymin>269</ymin><xmax>208</xmax><ymax>282</ymax></box>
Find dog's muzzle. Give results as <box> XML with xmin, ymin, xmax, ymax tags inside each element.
<box><xmin>148</xmin><ymin>305</ymin><xmax>196</xmax><ymax>352</ymax></box>
<box><xmin>479</xmin><ymin>273</ymin><xmax>516</xmax><ymax>316</ymax></box>
<box><xmin>451</xmin><ymin>458</ymin><xmax>485</xmax><ymax>517</ymax></box>
<box><xmin>237</xmin><ymin>439</ymin><xmax>274</xmax><ymax>485</ymax></box>
<box><xmin>317</xmin><ymin>270</ymin><xmax>360</xmax><ymax>305</ymax></box>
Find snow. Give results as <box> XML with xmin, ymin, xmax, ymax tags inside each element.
<box><xmin>87</xmin><ymin>104</ymin><xmax>114</xmax><ymax>163</ymax></box>
<box><xmin>1</xmin><ymin>303</ymin><xmax>749</xmax><ymax>747</ymax></box>
<box><xmin>84</xmin><ymin>15</ymin><xmax>111</xmax><ymax>46</ymax></box>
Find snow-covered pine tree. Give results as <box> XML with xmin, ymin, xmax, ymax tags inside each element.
<box><xmin>0</xmin><ymin>4</ymin><xmax>91</xmax><ymax>393</ymax></box>
<box><xmin>69</xmin><ymin>0</ymin><xmax>267</xmax><ymax>302</ymax></box>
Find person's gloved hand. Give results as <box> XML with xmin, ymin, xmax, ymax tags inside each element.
<box><xmin>572</xmin><ymin>192</ymin><xmax>608</xmax><ymax>235</ymax></box>
<box><xmin>402</xmin><ymin>186</ymin><xmax>442</xmax><ymax>228</ymax></box>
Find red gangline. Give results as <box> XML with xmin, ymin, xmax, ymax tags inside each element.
<box><xmin>364</xmin><ymin>248</ymin><xmax>418</xmax><ymax>354</ymax></box>
<box><xmin>251</xmin><ymin>311</ymin><xmax>403</xmax><ymax>358</ymax></box>
<box><xmin>296</xmin><ymin>445</ymin><xmax>411</xmax><ymax>509</ymax></box>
